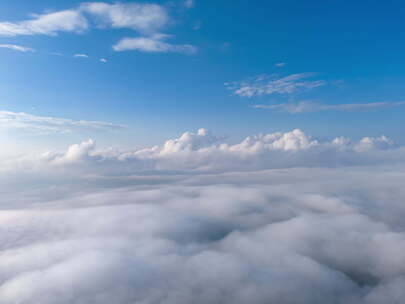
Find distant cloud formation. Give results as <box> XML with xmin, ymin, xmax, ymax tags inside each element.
<box><xmin>0</xmin><ymin>2</ymin><xmax>196</xmax><ymax>55</ymax></box>
<box><xmin>225</xmin><ymin>73</ymin><xmax>326</xmax><ymax>98</ymax></box>
<box><xmin>0</xmin><ymin>128</ymin><xmax>405</xmax><ymax>303</ymax></box>
<box><xmin>0</xmin><ymin>110</ymin><xmax>125</xmax><ymax>134</ymax></box>
<box><xmin>100</xmin><ymin>58</ymin><xmax>107</xmax><ymax>63</ymax></box>
<box><xmin>275</xmin><ymin>62</ymin><xmax>286</xmax><ymax>67</ymax></box>
<box><xmin>0</xmin><ymin>44</ymin><xmax>34</xmax><ymax>52</ymax></box>
<box><xmin>254</xmin><ymin>100</ymin><xmax>405</xmax><ymax>113</ymax></box>
<box><xmin>113</xmin><ymin>34</ymin><xmax>197</xmax><ymax>54</ymax></box>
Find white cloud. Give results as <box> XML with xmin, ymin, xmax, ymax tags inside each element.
<box><xmin>226</xmin><ymin>73</ymin><xmax>326</xmax><ymax>98</ymax></box>
<box><xmin>275</xmin><ymin>62</ymin><xmax>285</xmax><ymax>67</ymax></box>
<box><xmin>254</xmin><ymin>100</ymin><xmax>405</xmax><ymax>113</ymax></box>
<box><xmin>113</xmin><ymin>34</ymin><xmax>197</xmax><ymax>54</ymax></box>
<box><xmin>0</xmin><ymin>10</ymin><xmax>88</xmax><ymax>36</ymax></box>
<box><xmin>0</xmin><ymin>2</ymin><xmax>194</xmax><ymax>56</ymax></box>
<box><xmin>0</xmin><ymin>110</ymin><xmax>125</xmax><ymax>134</ymax></box>
<box><xmin>184</xmin><ymin>0</ymin><xmax>195</xmax><ymax>8</ymax></box>
<box><xmin>73</xmin><ymin>53</ymin><xmax>89</xmax><ymax>58</ymax></box>
<box><xmin>100</xmin><ymin>58</ymin><xmax>107</xmax><ymax>63</ymax></box>
<box><xmin>0</xmin><ymin>2</ymin><xmax>169</xmax><ymax>37</ymax></box>
<box><xmin>0</xmin><ymin>128</ymin><xmax>405</xmax><ymax>303</ymax></box>
<box><xmin>80</xmin><ymin>2</ymin><xmax>168</xmax><ymax>34</ymax></box>
<box><xmin>0</xmin><ymin>44</ymin><xmax>34</xmax><ymax>52</ymax></box>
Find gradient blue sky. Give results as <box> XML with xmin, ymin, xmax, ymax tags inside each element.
<box><xmin>1</xmin><ymin>0</ymin><xmax>404</xmax><ymax>154</ymax></box>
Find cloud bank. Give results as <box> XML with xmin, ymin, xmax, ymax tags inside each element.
<box><xmin>1</xmin><ymin>128</ymin><xmax>405</xmax><ymax>303</ymax></box>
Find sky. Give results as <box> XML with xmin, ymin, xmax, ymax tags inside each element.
<box><xmin>2</xmin><ymin>2</ymin><xmax>405</xmax><ymax>303</ymax></box>
<box><xmin>0</xmin><ymin>0</ymin><xmax>405</xmax><ymax>155</ymax></box>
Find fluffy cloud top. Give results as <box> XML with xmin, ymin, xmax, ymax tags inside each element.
<box><xmin>1</xmin><ymin>128</ymin><xmax>405</xmax><ymax>303</ymax></box>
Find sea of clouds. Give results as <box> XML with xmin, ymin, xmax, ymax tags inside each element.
<box><xmin>1</xmin><ymin>128</ymin><xmax>405</xmax><ymax>304</ymax></box>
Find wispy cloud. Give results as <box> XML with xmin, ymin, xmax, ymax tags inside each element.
<box><xmin>275</xmin><ymin>62</ymin><xmax>285</xmax><ymax>67</ymax></box>
<box><xmin>254</xmin><ymin>100</ymin><xmax>405</xmax><ymax>113</ymax></box>
<box><xmin>0</xmin><ymin>110</ymin><xmax>125</xmax><ymax>134</ymax></box>
<box><xmin>0</xmin><ymin>44</ymin><xmax>34</xmax><ymax>52</ymax></box>
<box><xmin>0</xmin><ymin>10</ymin><xmax>88</xmax><ymax>36</ymax></box>
<box><xmin>100</xmin><ymin>58</ymin><xmax>107</xmax><ymax>63</ymax></box>
<box><xmin>225</xmin><ymin>73</ymin><xmax>326</xmax><ymax>98</ymax></box>
<box><xmin>184</xmin><ymin>0</ymin><xmax>195</xmax><ymax>9</ymax></box>
<box><xmin>74</xmin><ymin>53</ymin><xmax>89</xmax><ymax>58</ymax></box>
<box><xmin>79</xmin><ymin>2</ymin><xmax>168</xmax><ymax>34</ymax></box>
<box><xmin>0</xmin><ymin>2</ymin><xmax>195</xmax><ymax>56</ymax></box>
<box><xmin>113</xmin><ymin>34</ymin><xmax>197</xmax><ymax>54</ymax></box>
<box><xmin>0</xmin><ymin>3</ymin><xmax>167</xmax><ymax>37</ymax></box>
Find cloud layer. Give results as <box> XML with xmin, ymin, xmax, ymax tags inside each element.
<box><xmin>1</xmin><ymin>128</ymin><xmax>405</xmax><ymax>303</ymax></box>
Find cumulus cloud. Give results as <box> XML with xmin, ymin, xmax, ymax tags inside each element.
<box><xmin>254</xmin><ymin>100</ymin><xmax>405</xmax><ymax>113</ymax></box>
<box><xmin>100</xmin><ymin>58</ymin><xmax>107</xmax><ymax>63</ymax></box>
<box><xmin>113</xmin><ymin>34</ymin><xmax>197</xmax><ymax>54</ymax></box>
<box><xmin>1</xmin><ymin>128</ymin><xmax>405</xmax><ymax>303</ymax></box>
<box><xmin>0</xmin><ymin>110</ymin><xmax>125</xmax><ymax>134</ymax></box>
<box><xmin>0</xmin><ymin>44</ymin><xmax>34</xmax><ymax>52</ymax></box>
<box><xmin>225</xmin><ymin>73</ymin><xmax>326</xmax><ymax>98</ymax></box>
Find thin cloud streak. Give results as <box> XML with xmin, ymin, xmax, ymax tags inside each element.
<box><xmin>0</xmin><ymin>110</ymin><xmax>125</xmax><ymax>134</ymax></box>
<box><xmin>0</xmin><ymin>44</ymin><xmax>35</xmax><ymax>52</ymax></box>
<box><xmin>225</xmin><ymin>73</ymin><xmax>326</xmax><ymax>98</ymax></box>
<box><xmin>254</xmin><ymin>100</ymin><xmax>405</xmax><ymax>113</ymax></box>
<box><xmin>113</xmin><ymin>34</ymin><xmax>197</xmax><ymax>54</ymax></box>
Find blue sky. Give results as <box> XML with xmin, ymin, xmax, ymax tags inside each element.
<box><xmin>1</xmin><ymin>0</ymin><xmax>405</xmax><ymax>153</ymax></box>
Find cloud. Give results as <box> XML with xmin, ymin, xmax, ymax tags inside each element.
<box><xmin>79</xmin><ymin>2</ymin><xmax>169</xmax><ymax>34</ymax></box>
<box><xmin>113</xmin><ymin>34</ymin><xmax>197</xmax><ymax>54</ymax></box>
<box><xmin>184</xmin><ymin>0</ymin><xmax>195</xmax><ymax>8</ymax></box>
<box><xmin>0</xmin><ymin>110</ymin><xmax>125</xmax><ymax>134</ymax></box>
<box><xmin>0</xmin><ymin>10</ymin><xmax>88</xmax><ymax>36</ymax></box>
<box><xmin>275</xmin><ymin>62</ymin><xmax>285</xmax><ymax>67</ymax></box>
<box><xmin>73</xmin><ymin>53</ymin><xmax>89</xmax><ymax>58</ymax></box>
<box><xmin>0</xmin><ymin>3</ymin><xmax>168</xmax><ymax>37</ymax></box>
<box><xmin>0</xmin><ymin>128</ymin><xmax>405</xmax><ymax>303</ymax></box>
<box><xmin>254</xmin><ymin>100</ymin><xmax>405</xmax><ymax>113</ymax></box>
<box><xmin>0</xmin><ymin>44</ymin><xmax>34</xmax><ymax>52</ymax></box>
<box><xmin>0</xmin><ymin>2</ymin><xmax>194</xmax><ymax>56</ymax></box>
<box><xmin>100</xmin><ymin>58</ymin><xmax>107</xmax><ymax>63</ymax></box>
<box><xmin>225</xmin><ymin>73</ymin><xmax>326</xmax><ymax>98</ymax></box>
